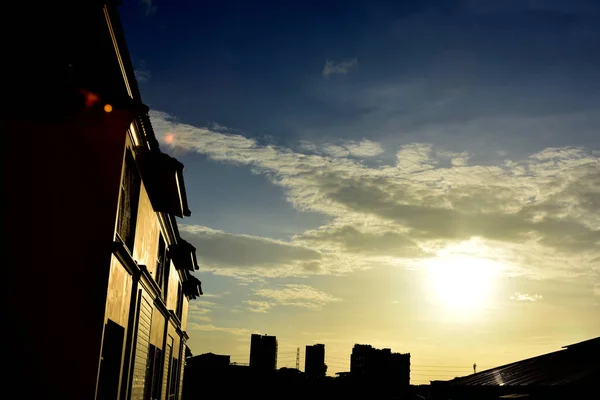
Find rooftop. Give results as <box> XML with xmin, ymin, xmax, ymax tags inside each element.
<box><xmin>437</xmin><ymin>337</ymin><xmax>600</xmax><ymax>387</ymax></box>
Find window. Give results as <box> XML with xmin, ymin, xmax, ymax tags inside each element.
<box><xmin>156</xmin><ymin>234</ymin><xmax>168</xmax><ymax>292</ymax></box>
<box><xmin>162</xmin><ymin>338</ymin><xmax>173</xmax><ymax>399</ymax></box>
<box><xmin>116</xmin><ymin>151</ymin><xmax>141</xmax><ymax>251</ymax></box>
<box><xmin>96</xmin><ymin>320</ymin><xmax>125</xmax><ymax>400</ymax></box>
<box><xmin>176</xmin><ymin>282</ymin><xmax>183</xmax><ymax>320</ymax></box>
<box><xmin>144</xmin><ymin>344</ymin><xmax>163</xmax><ymax>400</ymax></box>
<box><xmin>169</xmin><ymin>357</ymin><xmax>180</xmax><ymax>399</ymax></box>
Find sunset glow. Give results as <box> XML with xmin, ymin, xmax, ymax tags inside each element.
<box><xmin>424</xmin><ymin>254</ymin><xmax>502</xmax><ymax>317</ymax></box>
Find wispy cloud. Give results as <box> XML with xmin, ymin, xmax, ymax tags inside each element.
<box><xmin>323</xmin><ymin>59</ymin><xmax>357</xmax><ymax>77</ymax></box>
<box><xmin>187</xmin><ymin>302</ymin><xmax>214</xmax><ymax>322</ymax></box>
<box><xmin>511</xmin><ymin>292</ymin><xmax>544</xmax><ymax>302</ymax></box>
<box><xmin>139</xmin><ymin>0</ymin><xmax>156</xmax><ymax>16</ymax></box>
<box><xmin>299</xmin><ymin>139</ymin><xmax>383</xmax><ymax>158</ymax></box>
<box><xmin>202</xmin><ymin>291</ymin><xmax>231</xmax><ymax>298</ymax></box>
<box><xmin>187</xmin><ymin>323</ymin><xmax>254</xmax><ymax>336</ymax></box>
<box><xmin>134</xmin><ymin>60</ymin><xmax>151</xmax><ymax>83</ymax></box>
<box><xmin>244</xmin><ymin>300</ymin><xmax>272</xmax><ymax>313</ymax></box>
<box><xmin>179</xmin><ymin>224</ymin><xmax>331</xmax><ymax>279</ymax></box>
<box><xmin>252</xmin><ymin>284</ymin><xmax>340</xmax><ymax>309</ymax></box>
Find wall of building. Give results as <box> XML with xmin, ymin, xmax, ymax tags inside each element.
<box><xmin>105</xmin><ymin>255</ymin><xmax>133</xmax><ymax>328</ymax></box>
<box><xmin>6</xmin><ymin>114</ymin><xmax>130</xmax><ymax>399</ymax></box>
<box><xmin>151</xmin><ymin>307</ymin><xmax>166</xmax><ymax>350</ymax></box>
<box><xmin>132</xmin><ymin>184</ymin><xmax>161</xmax><ymax>277</ymax></box>
<box><xmin>181</xmin><ymin>298</ymin><xmax>189</xmax><ymax>331</ymax></box>
<box><xmin>167</xmin><ymin>262</ymin><xmax>180</xmax><ymax>311</ymax></box>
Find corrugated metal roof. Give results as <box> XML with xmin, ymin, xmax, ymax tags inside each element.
<box><xmin>441</xmin><ymin>337</ymin><xmax>600</xmax><ymax>387</ymax></box>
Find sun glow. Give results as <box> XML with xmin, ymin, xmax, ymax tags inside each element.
<box><xmin>424</xmin><ymin>252</ymin><xmax>503</xmax><ymax>318</ymax></box>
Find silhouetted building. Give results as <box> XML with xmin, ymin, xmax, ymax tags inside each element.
<box><xmin>306</xmin><ymin>344</ymin><xmax>327</xmax><ymax>379</ymax></box>
<box><xmin>187</xmin><ymin>353</ymin><xmax>231</xmax><ymax>370</ymax></box>
<box><xmin>351</xmin><ymin>344</ymin><xmax>411</xmax><ymax>387</ymax></box>
<box><xmin>430</xmin><ymin>337</ymin><xmax>600</xmax><ymax>400</ymax></box>
<box><xmin>250</xmin><ymin>334</ymin><xmax>278</xmax><ymax>371</ymax></box>
<box><xmin>5</xmin><ymin>2</ymin><xmax>202</xmax><ymax>399</ymax></box>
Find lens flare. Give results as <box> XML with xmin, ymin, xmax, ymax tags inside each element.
<box><xmin>81</xmin><ymin>89</ymin><xmax>101</xmax><ymax>108</ymax></box>
<box><xmin>103</xmin><ymin>104</ymin><xmax>113</xmax><ymax>113</ymax></box>
<box><xmin>164</xmin><ymin>133</ymin><xmax>175</xmax><ymax>144</ymax></box>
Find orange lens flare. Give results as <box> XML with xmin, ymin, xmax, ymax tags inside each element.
<box><xmin>103</xmin><ymin>104</ymin><xmax>113</xmax><ymax>113</ymax></box>
<box><xmin>164</xmin><ymin>133</ymin><xmax>175</xmax><ymax>144</ymax></box>
<box><xmin>81</xmin><ymin>89</ymin><xmax>101</xmax><ymax>108</ymax></box>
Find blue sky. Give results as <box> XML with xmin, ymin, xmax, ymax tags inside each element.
<box><xmin>120</xmin><ymin>0</ymin><xmax>600</xmax><ymax>382</ymax></box>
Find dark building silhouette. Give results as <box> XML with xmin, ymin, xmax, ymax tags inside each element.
<box><xmin>430</xmin><ymin>336</ymin><xmax>600</xmax><ymax>400</ymax></box>
<box><xmin>250</xmin><ymin>334</ymin><xmax>278</xmax><ymax>371</ymax></box>
<box><xmin>305</xmin><ymin>344</ymin><xmax>327</xmax><ymax>379</ymax></box>
<box><xmin>187</xmin><ymin>352</ymin><xmax>231</xmax><ymax>370</ymax></box>
<box><xmin>5</xmin><ymin>1</ymin><xmax>203</xmax><ymax>399</ymax></box>
<box><xmin>351</xmin><ymin>344</ymin><xmax>411</xmax><ymax>387</ymax></box>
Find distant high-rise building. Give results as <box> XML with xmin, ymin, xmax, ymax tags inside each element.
<box><xmin>250</xmin><ymin>334</ymin><xmax>278</xmax><ymax>371</ymax></box>
<box><xmin>305</xmin><ymin>344</ymin><xmax>327</xmax><ymax>378</ymax></box>
<box><xmin>350</xmin><ymin>344</ymin><xmax>411</xmax><ymax>387</ymax></box>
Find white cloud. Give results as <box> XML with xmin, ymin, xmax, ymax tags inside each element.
<box><xmin>511</xmin><ymin>292</ymin><xmax>544</xmax><ymax>302</ymax></box>
<box><xmin>323</xmin><ymin>59</ymin><xmax>358</xmax><ymax>77</ymax></box>
<box><xmin>244</xmin><ymin>300</ymin><xmax>272</xmax><ymax>313</ymax></box>
<box><xmin>202</xmin><ymin>291</ymin><xmax>231</xmax><ymax>298</ymax></box>
<box><xmin>187</xmin><ymin>302</ymin><xmax>214</xmax><ymax>322</ymax></box>
<box><xmin>187</xmin><ymin>323</ymin><xmax>254</xmax><ymax>336</ymax></box>
<box><xmin>252</xmin><ymin>284</ymin><xmax>340</xmax><ymax>309</ymax></box>
<box><xmin>151</xmin><ymin>110</ymin><xmax>600</xmax><ymax>282</ymax></box>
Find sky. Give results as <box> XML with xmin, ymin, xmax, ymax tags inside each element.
<box><xmin>120</xmin><ymin>0</ymin><xmax>600</xmax><ymax>383</ymax></box>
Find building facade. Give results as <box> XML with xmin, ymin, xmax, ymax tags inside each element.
<box><xmin>5</xmin><ymin>2</ymin><xmax>202</xmax><ymax>399</ymax></box>
<box><xmin>250</xmin><ymin>334</ymin><xmax>278</xmax><ymax>371</ymax></box>
<box><xmin>350</xmin><ymin>344</ymin><xmax>411</xmax><ymax>387</ymax></box>
<box><xmin>305</xmin><ymin>344</ymin><xmax>327</xmax><ymax>379</ymax></box>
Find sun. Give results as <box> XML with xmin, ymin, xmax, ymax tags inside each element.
<box><xmin>424</xmin><ymin>254</ymin><xmax>502</xmax><ymax>318</ymax></box>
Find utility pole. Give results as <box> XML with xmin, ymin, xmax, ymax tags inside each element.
<box><xmin>473</xmin><ymin>363</ymin><xmax>477</xmax><ymax>374</ymax></box>
<box><xmin>296</xmin><ymin>347</ymin><xmax>300</xmax><ymax>370</ymax></box>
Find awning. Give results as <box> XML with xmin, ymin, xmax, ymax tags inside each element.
<box><xmin>169</xmin><ymin>238</ymin><xmax>199</xmax><ymax>271</ymax></box>
<box><xmin>140</xmin><ymin>151</ymin><xmax>191</xmax><ymax>218</ymax></box>
<box><xmin>183</xmin><ymin>275</ymin><xmax>203</xmax><ymax>299</ymax></box>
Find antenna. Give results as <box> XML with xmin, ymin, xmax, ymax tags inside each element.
<box><xmin>296</xmin><ymin>347</ymin><xmax>300</xmax><ymax>370</ymax></box>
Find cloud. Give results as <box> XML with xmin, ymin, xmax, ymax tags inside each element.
<box><xmin>179</xmin><ymin>224</ymin><xmax>332</xmax><ymax>278</ymax></box>
<box><xmin>151</xmin><ymin>110</ymin><xmax>600</xmax><ymax>281</ymax></box>
<box><xmin>139</xmin><ymin>0</ymin><xmax>156</xmax><ymax>16</ymax></box>
<box><xmin>187</xmin><ymin>323</ymin><xmax>254</xmax><ymax>336</ymax></box>
<box><xmin>244</xmin><ymin>300</ymin><xmax>272</xmax><ymax>313</ymax></box>
<box><xmin>511</xmin><ymin>292</ymin><xmax>543</xmax><ymax>302</ymax></box>
<box><xmin>187</xmin><ymin>303</ymin><xmax>214</xmax><ymax>323</ymax></box>
<box><xmin>298</xmin><ymin>225</ymin><xmax>427</xmax><ymax>258</ymax></box>
<box><xmin>299</xmin><ymin>139</ymin><xmax>384</xmax><ymax>158</ymax></box>
<box><xmin>202</xmin><ymin>291</ymin><xmax>231</xmax><ymax>298</ymax></box>
<box><xmin>323</xmin><ymin>59</ymin><xmax>357</xmax><ymax>77</ymax></box>
<box><xmin>134</xmin><ymin>60</ymin><xmax>151</xmax><ymax>83</ymax></box>
<box><xmin>252</xmin><ymin>284</ymin><xmax>340</xmax><ymax>309</ymax></box>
